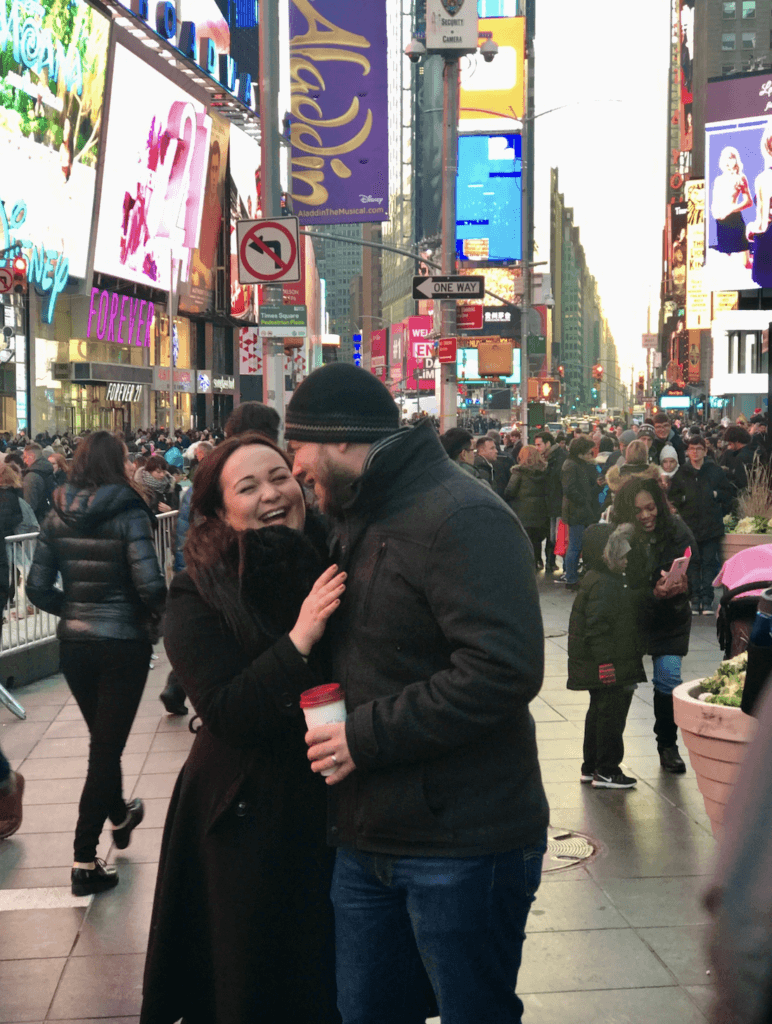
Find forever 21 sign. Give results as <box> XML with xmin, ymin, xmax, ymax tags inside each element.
<box><xmin>106</xmin><ymin>383</ymin><xmax>144</xmax><ymax>403</ymax></box>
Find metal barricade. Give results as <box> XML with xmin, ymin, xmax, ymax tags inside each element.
<box><xmin>0</xmin><ymin>512</ymin><xmax>179</xmax><ymax>717</ymax></box>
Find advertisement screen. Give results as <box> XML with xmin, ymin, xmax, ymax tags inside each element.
<box><xmin>459</xmin><ymin>17</ymin><xmax>525</xmax><ymax>126</ymax></box>
<box><xmin>0</xmin><ymin>0</ymin><xmax>110</xmax><ymax>279</ymax></box>
<box><xmin>705</xmin><ymin>116</ymin><xmax>772</xmax><ymax>290</ymax></box>
<box><xmin>685</xmin><ymin>179</ymin><xmax>709</xmax><ymax>329</ymax></box>
<box><xmin>229</xmin><ymin>125</ymin><xmax>261</xmax><ymax>322</ymax></box>
<box><xmin>457</xmin><ymin>347</ymin><xmax>521</xmax><ymax>385</ymax></box>
<box><xmin>456</xmin><ymin>133</ymin><xmax>522</xmax><ymax>262</ymax></box>
<box><xmin>669</xmin><ymin>200</ymin><xmax>687</xmax><ymax>304</ymax></box>
<box><xmin>179</xmin><ymin>114</ymin><xmax>229</xmax><ymax>315</ymax></box>
<box><xmin>94</xmin><ymin>45</ymin><xmax>212</xmax><ymax>291</ymax></box>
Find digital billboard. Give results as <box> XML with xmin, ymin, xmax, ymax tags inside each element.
<box><xmin>0</xmin><ymin>0</ymin><xmax>110</xmax><ymax>281</ymax></box>
<box><xmin>229</xmin><ymin>125</ymin><xmax>261</xmax><ymax>322</ymax></box>
<box><xmin>685</xmin><ymin>179</ymin><xmax>709</xmax><ymax>329</ymax></box>
<box><xmin>456</xmin><ymin>133</ymin><xmax>521</xmax><ymax>262</ymax></box>
<box><xmin>459</xmin><ymin>17</ymin><xmax>525</xmax><ymax>127</ymax></box>
<box><xmin>457</xmin><ymin>347</ymin><xmax>521</xmax><ymax>385</ymax></box>
<box><xmin>93</xmin><ymin>45</ymin><xmax>212</xmax><ymax>292</ymax></box>
<box><xmin>288</xmin><ymin>0</ymin><xmax>388</xmax><ymax>224</ymax></box>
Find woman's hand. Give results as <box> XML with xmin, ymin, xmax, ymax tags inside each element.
<box><xmin>306</xmin><ymin>722</ymin><xmax>355</xmax><ymax>785</ymax></box>
<box><xmin>653</xmin><ymin>571</ymin><xmax>689</xmax><ymax>600</ymax></box>
<box><xmin>289</xmin><ymin>565</ymin><xmax>346</xmax><ymax>657</ymax></box>
<box><xmin>158</xmin><ymin>501</ymin><xmax>172</xmax><ymax>513</ymax></box>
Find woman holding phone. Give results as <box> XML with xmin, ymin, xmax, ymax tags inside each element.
<box><xmin>611</xmin><ymin>477</ymin><xmax>695</xmax><ymax>774</ymax></box>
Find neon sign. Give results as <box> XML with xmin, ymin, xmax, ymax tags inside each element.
<box><xmin>87</xmin><ymin>288</ymin><xmax>155</xmax><ymax>346</ymax></box>
<box><xmin>0</xmin><ymin>0</ymin><xmax>83</xmax><ymax>95</ymax></box>
<box><xmin>0</xmin><ymin>199</ymin><xmax>68</xmax><ymax>324</ymax></box>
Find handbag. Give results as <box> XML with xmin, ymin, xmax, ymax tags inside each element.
<box><xmin>554</xmin><ymin>519</ymin><xmax>568</xmax><ymax>558</ymax></box>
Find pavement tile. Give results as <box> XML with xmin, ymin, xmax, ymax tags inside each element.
<box><xmin>106</xmin><ymin>827</ymin><xmax>164</xmax><ymax>864</ymax></box>
<box><xmin>22</xmin><ymin>777</ymin><xmax>134</xmax><ymax>806</ymax></box>
<box><xmin>534</xmin><ymin>721</ymin><xmax>582</xmax><ymax>740</ymax></box>
<box><xmin>534</xmin><ymin>737</ymin><xmax>585</xmax><ymax>759</ymax></box>
<box><xmin>41</xmin><ymin>721</ymin><xmax>91</xmax><ymax>739</ymax></box>
<box><xmin>25</xmin><ymin>738</ymin><xmax>90</xmax><ymax>759</ymax></box>
<box><xmin>47</xmin><ymin>953</ymin><xmax>145</xmax><ymax>1020</ymax></box>
<box><xmin>130</xmin><ymin>772</ymin><xmax>180</xmax><ymax>799</ymax></box>
<box><xmin>528</xmin><ymin>878</ymin><xmax>628</xmax><ymax>931</ymax></box>
<box><xmin>0</xmin><ymin>866</ymin><xmax>73</xmax><ymax>890</ymax></box>
<box><xmin>638</xmin><ymin>925</ymin><xmax>712</xmax><ymax>986</ymax></box>
<box><xmin>598</xmin><ymin>877</ymin><xmax>711</xmax><ymax>927</ymax></box>
<box><xmin>147</xmin><ymin>731</ymin><xmax>194</xmax><ymax>753</ymax></box>
<box><xmin>518</xmin><ymin>928</ymin><xmax>675</xmax><ymax>992</ymax></box>
<box><xmin>140</xmin><ymin>750</ymin><xmax>188</xmax><ymax>774</ymax></box>
<box><xmin>683</xmin><ymin>985</ymin><xmax>715</xmax><ymax>1016</ymax></box>
<box><xmin>530</xmin><ymin>704</ymin><xmax>567</xmax><ymax>723</ymax></box>
<box><xmin>73</xmin><ymin>900</ymin><xmax>154</xmax><ymax>957</ymax></box>
<box><xmin>521</xmin><ymin>986</ymin><xmax>709</xmax><ymax>1023</ymax></box>
<box><xmin>0</xmin><ymin>957</ymin><xmax>66</xmax><ymax>1022</ymax></box>
<box><xmin>16</xmin><ymin>803</ymin><xmax>78</xmax><ymax>835</ymax></box>
<box><xmin>130</xmin><ymin>797</ymin><xmax>170</xmax><ymax>830</ymax></box>
<box><xmin>0</xmin><ymin>908</ymin><xmax>84</xmax><ymax>960</ymax></box>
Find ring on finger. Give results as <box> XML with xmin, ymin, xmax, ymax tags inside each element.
<box><xmin>331</xmin><ymin>753</ymin><xmax>337</xmax><ymax>764</ymax></box>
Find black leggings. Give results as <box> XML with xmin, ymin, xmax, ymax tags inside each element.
<box><xmin>60</xmin><ymin>639</ymin><xmax>151</xmax><ymax>863</ymax></box>
<box><xmin>525</xmin><ymin>528</ymin><xmax>545</xmax><ymax>566</ymax></box>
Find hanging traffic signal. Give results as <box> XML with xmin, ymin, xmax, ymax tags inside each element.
<box><xmin>539</xmin><ymin>379</ymin><xmax>560</xmax><ymax>403</ymax></box>
<box><xmin>11</xmin><ymin>256</ymin><xmax>27</xmax><ymax>294</ymax></box>
<box><xmin>557</xmin><ymin>364</ymin><xmax>565</xmax><ymax>378</ymax></box>
<box><xmin>592</xmin><ymin>364</ymin><xmax>604</xmax><ymax>381</ymax></box>
<box><xmin>637</xmin><ymin>374</ymin><xmax>645</xmax><ymax>391</ymax></box>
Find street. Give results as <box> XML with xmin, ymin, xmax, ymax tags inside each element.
<box><xmin>0</xmin><ymin>574</ymin><xmax>722</xmax><ymax>1023</ymax></box>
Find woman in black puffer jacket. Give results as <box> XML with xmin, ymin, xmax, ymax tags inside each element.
<box><xmin>504</xmin><ymin>444</ymin><xmax>549</xmax><ymax>568</ymax></box>
<box><xmin>27</xmin><ymin>432</ymin><xmax>166</xmax><ymax>897</ymax></box>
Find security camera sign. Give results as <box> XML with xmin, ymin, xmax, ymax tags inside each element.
<box><xmin>425</xmin><ymin>0</ymin><xmax>478</xmax><ymax>52</ymax></box>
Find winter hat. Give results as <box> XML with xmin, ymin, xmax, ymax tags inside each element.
<box><xmin>659</xmin><ymin>444</ymin><xmax>678</xmax><ymax>462</ymax></box>
<box><xmin>599</xmin><ymin>436</ymin><xmax>615</xmax><ymax>453</ymax></box>
<box><xmin>620</xmin><ymin>430</ymin><xmax>637</xmax><ymax>446</ymax></box>
<box><xmin>285</xmin><ymin>363</ymin><xmax>400</xmax><ymax>444</ymax></box>
<box><xmin>637</xmin><ymin>423</ymin><xmax>655</xmax><ymax>439</ymax></box>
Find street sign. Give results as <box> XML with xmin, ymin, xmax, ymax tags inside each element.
<box><xmin>0</xmin><ymin>269</ymin><xmax>12</xmax><ymax>294</ymax></box>
<box><xmin>642</xmin><ymin>333</ymin><xmax>658</xmax><ymax>349</ymax></box>
<box><xmin>237</xmin><ymin>217</ymin><xmax>300</xmax><ymax>284</ymax></box>
<box><xmin>458</xmin><ymin>303</ymin><xmax>483</xmax><ymax>330</ymax></box>
<box><xmin>412</xmin><ymin>275</ymin><xmax>485</xmax><ymax>301</ymax></box>
<box><xmin>438</xmin><ymin>337</ymin><xmax>457</xmax><ymax>363</ymax></box>
<box><xmin>258</xmin><ymin>305</ymin><xmax>307</xmax><ymax>338</ymax></box>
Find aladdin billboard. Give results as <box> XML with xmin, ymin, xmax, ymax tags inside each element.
<box><xmin>288</xmin><ymin>0</ymin><xmax>388</xmax><ymax>224</ymax></box>
<box><xmin>705</xmin><ymin>71</ymin><xmax>772</xmax><ymax>291</ymax></box>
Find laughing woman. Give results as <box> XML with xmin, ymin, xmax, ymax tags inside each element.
<box><xmin>140</xmin><ymin>432</ymin><xmax>344</xmax><ymax>1024</ymax></box>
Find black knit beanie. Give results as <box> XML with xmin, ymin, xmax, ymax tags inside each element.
<box><xmin>284</xmin><ymin>363</ymin><xmax>400</xmax><ymax>443</ymax></box>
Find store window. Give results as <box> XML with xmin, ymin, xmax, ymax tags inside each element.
<box><xmin>743</xmin><ymin>0</ymin><xmax>756</xmax><ymax>16</ymax></box>
<box><xmin>728</xmin><ymin>332</ymin><xmax>736</xmax><ymax>372</ymax></box>
<box><xmin>722</xmin><ymin>32</ymin><xmax>737</xmax><ymax>48</ymax></box>
<box><xmin>724</xmin><ymin>0</ymin><xmax>737</xmax><ymax>14</ymax></box>
<box><xmin>738</xmin><ymin>333</ymin><xmax>747</xmax><ymax>373</ymax></box>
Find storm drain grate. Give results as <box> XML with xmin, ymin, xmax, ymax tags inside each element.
<box><xmin>543</xmin><ymin>826</ymin><xmax>597</xmax><ymax>873</ymax></box>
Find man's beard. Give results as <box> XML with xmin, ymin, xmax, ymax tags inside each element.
<box><xmin>315</xmin><ymin>454</ymin><xmax>359</xmax><ymax>520</ymax></box>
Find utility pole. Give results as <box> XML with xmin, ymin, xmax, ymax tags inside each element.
<box><xmin>439</xmin><ymin>56</ymin><xmax>459</xmax><ymax>433</ymax></box>
<box><xmin>168</xmin><ymin>253</ymin><xmax>178</xmax><ymax>437</ymax></box>
<box><xmin>259</xmin><ymin>0</ymin><xmax>285</xmax><ymax>417</ymax></box>
<box><xmin>520</xmin><ymin>0</ymin><xmax>535</xmax><ymax>438</ymax></box>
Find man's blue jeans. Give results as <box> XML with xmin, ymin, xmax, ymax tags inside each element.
<box><xmin>331</xmin><ymin>839</ymin><xmax>547</xmax><ymax>1024</ymax></box>
<box><xmin>565</xmin><ymin>524</ymin><xmax>586</xmax><ymax>584</ymax></box>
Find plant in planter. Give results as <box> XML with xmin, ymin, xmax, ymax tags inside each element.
<box><xmin>672</xmin><ymin>654</ymin><xmax>757</xmax><ymax>837</ymax></box>
<box><xmin>723</xmin><ymin>461</ymin><xmax>772</xmax><ymax>559</ymax></box>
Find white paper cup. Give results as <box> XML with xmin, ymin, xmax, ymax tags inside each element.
<box><xmin>300</xmin><ymin>684</ymin><xmax>347</xmax><ymax>776</ymax></box>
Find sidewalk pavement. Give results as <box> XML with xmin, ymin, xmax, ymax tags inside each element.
<box><xmin>0</xmin><ymin>575</ymin><xmax>724</xmax><ymax>1023</ymax></box>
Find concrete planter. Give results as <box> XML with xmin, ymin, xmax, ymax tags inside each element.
<box><xmin>673</xmin><ymin>679</ymin><xmax>757</xmax><ymax>837</ymax></box>
<box><xmin>722</xmin><ymin>535</ymin><xmax>772</xmax><ymax>561</ymax></box>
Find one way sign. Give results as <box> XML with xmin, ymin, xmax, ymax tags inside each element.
<box><xmin>412</xmin><ymin>275</ymin><xmax>485</xmax><ymax>301</ymax></box>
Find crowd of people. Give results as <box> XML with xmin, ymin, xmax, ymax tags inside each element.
<box><xmin>0</xmin><ymin>381</ymin><xmax>768</xmax><ymax>1023</ymax></box>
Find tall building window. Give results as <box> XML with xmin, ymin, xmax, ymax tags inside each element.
<box><xmin>742</xmin><ymin>31</ymin><xmax>756</xmax><ymax>46</ymax></box>
<box><xmin>723</xmin><ymin>63</ymin><xmax>736</xmax><ymax>73</ymax></box>
<box><xmin>722</xmin><ymin>32</ymin><xmax>737</xmax><ymax>48</ymax></box>
<box><xmin>723</xmin><ymin>0</ymin><xmax>737</xmax><ymax>14</ymax></box>
<box><xmin>743</xmin><ymin>0</ymin><xmax>756</xmax><ymax>15</ymax></box>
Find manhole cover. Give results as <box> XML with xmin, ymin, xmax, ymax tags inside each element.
<box><xmin>544</xmin><ymin>629</ymin><xmax>567</xmax><ymax>639</ymax></box>
<box><xmin>543</xmin><ymin>825</ymin><xmax>597</xmax><ymax>873</ymax></box>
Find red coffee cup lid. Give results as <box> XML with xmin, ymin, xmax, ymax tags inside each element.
<box><xmin>299</xmin><ymin>683</ymin><xmax>345</xmax><ymax>708</ymax></box>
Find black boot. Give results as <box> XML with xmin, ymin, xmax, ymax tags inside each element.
<box><xmin>653</xmin><ymin>691</ymin><xmax>686</xmax><ymax>773</ymax></box>
<box><xmin>160</xmin><ymin>674</ymin><xmax>188</xmax><ymax>716</ymax></box>
<box><xmin>112</xmin><ymin>798</ymin><xmax>144</xmax><ymax>850</ymax></box>
<box><xmin>71</xmin><ymin>859</ymin><xmax>119</xmax><ymax>897</ymax></box>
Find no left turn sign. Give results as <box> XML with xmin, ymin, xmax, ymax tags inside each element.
<box><xmin>0</xmin><ymin>269</ymin><xmax>13</xmax><ymax>294</ymax></box>
<box><xmin>237</xmin><ymin>217</ymin><xmax>301</xmax><ymax>284</ymax></box>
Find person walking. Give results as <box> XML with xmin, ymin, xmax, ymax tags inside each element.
<box><xmin>560</xmin><ymin>435</ymin><xmax>599</xmax><ymax>591</ymax></box>
<box><xmin>286</xmin><ymin>364</ymin><xmax>548</xmax><ymax>1024</ymax></box>
<box><xmin>439</xmin><ymin>428</ymin><xmax>492</xmax><ymax>487</ymax></box>
<box><xmin>650</xmin><ymin>413</ymin><xmax>686</xmax><ymax>466</ymax></box>
<box><xmin>26</xmin><ymin>432</ymin><xmax>167</xmax><ymax>895</ymax></box>
<box><xmin>668</xmin><ymin>434</ymin><xmax>734</xmax><ymax>615</ymax></box>
<box><xmin>140</xmin><ymin>433</ymin><xmax>343</xmax><ymax>1024</ymax></box>
<box><xmin>567</xmin><ymin>523</ymin><xmax>646</xmax><ymax>789</ymax></box>
<box><xmin>536</xmin><ymin>432</ymin><xmax>566</xmax><ymax>573</ymax></box>
<box><xmin>22</xmin><ymin>442</ymin><xmax>56</xmax><ymax>520</ymax></box>
<box><xmin>134</xmin><ymin>456</ymin><xmax>179</xmax><ymax>514</ymax></box>
<box><xmin>611</xmin><ymin>477</ymin><xmax>695</xmax><ymax>773</ymax></box>
<box><xmin>505</xmin><ymin>444</ymin><xmax>549</xmax><ymax>569</ymax></box>
<box><xmin>719</xmin><ymin>424</ymin><xmax>756</xmax><ymax>492</ymax></box>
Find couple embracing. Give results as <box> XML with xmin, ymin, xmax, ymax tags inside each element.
<box><xmin>140</xmin><ymin>364</ymin><xmax>549</xmax><ymax>1024</ymax></box>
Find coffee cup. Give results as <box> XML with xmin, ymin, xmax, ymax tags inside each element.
<box><xmin>300</xmin><ymin>684</ymin><xmax>347</xmax><ymax>776</ymax></box>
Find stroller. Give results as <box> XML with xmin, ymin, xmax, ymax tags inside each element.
<box><xmin>714</xmin><ymin>545</ymin><xmax>772</xmax><ymax>715</ymax></box>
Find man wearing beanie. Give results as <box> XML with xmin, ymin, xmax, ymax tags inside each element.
<box><xmin>287</xmin><ymin>362</ymin><xmax>548</xmax><ymax>1024</ymax></box>
<box><xmin>651</xmin><ymin>412</ymin><xmax>686</xmax><ymax>467</ymax></box>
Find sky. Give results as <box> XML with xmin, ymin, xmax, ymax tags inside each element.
<box><xmin>532</xmin><ymin>0</ymin><xmax>671</xmax><ymax>383</ymax></box>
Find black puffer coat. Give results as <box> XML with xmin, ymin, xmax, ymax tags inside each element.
<box><xmin>504</xmin><ymin>464</ymin><xmax>549</xmax><ymax>529</ymax></box>
<box><xmin>561</xmin><ymin>455</ymin><xmax>598</xmax><ymax>527</ymax></box>
<box><xmin>625</xmin><ymin>514</ymin><xmax>695</xmax><ymax>658</ymax></box>
<box><xmin>668</xmin><ymin>461</ymin><xmax>734</xmax><ymax>542</ymax></box>
<box><xmin>26</xmin><ymin>483</ymin><xmax>166</xmax><ymax>640</ymax></box>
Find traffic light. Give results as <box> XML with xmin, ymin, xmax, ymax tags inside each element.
<box><xmin>637</xmin><ymin>374</ymin><xmax>645</xmax><ymax>392</ymax></box>
<box><xmin>591</xmin><ymin>363</ymin><xmax>604</xmax><ymax>381</ymax></box>
<box><xmin>11</xmin><ymin>256</ymin><xmax>26</xmax><ymax>294</ymax></box>
<box><xmin>557</xmin><ymin>364</ymin><xmax>565</xmax><ymax>379</ymax></box>
<box><xmin>539</xmin><ymin>379</ymin><xmax>560</xmax><ymax>403</ymax></box>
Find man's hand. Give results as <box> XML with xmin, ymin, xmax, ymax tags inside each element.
<box><xmin>306</xmin><ymin>722</ymin><xmax>356</xmax><ymax>785</ymax></box>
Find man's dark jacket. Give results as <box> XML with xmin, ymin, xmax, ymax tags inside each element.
<box><xmin>22</xmin><ymin>454</ymin><xmax>56</xmax><ymax>520</ymax></box>
<box><xmin>561</xmin><ymin>455</ymin><xmax>598</xmax><ymax>527</ymax></box>
<box><xmin>668</xmin><ymin>461</ymin><xmax>734</xmax><ymax>542</ymax></box>
<box><xmin>544</xmin><ymin>444</ymin><xmax>567</xmax><ymax>518</ymax></box>
<box><xmin>650</xmin><ymin>429</ymin><xmax>686</xmax><ymax>466</ymax></box>
<box><xmin>473</xmin><ymin>453</ymin><xmax>495</xmax><ymax>489</ymax></box>
<box><xmin>328</xmin><ymin>420</ymin><xmax>549</xmax><ymax>857</ymax></box>
<box><xmin>720</xmin><ymin>444</ymin><xmax>756</xmax><ymax>493</ymax></box>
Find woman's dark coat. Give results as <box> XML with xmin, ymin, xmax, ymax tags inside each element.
<box><xmin>561</xmin><ymin>455</ymin><xmax>598</xmax><ymax>526</ymax></box>
<box><xmin>0</xmin><ymin>488</ymin><xmax>22</xmax><ymax>538</ymax></box>
<box><xmin>567</xmin><ymin>524</ymin><xmax>646</xmax><ymax>690</ymax></box>
<box><xmin>26</xmin><ymin>483</ymin><xmax>166</xmax><ymax>641</ymax></box>
<box><xmin>140</xmin><ymin>525</ymin><xmax>339</xmax><ymax>1024</ymax></box>
<box><xmin>625</xmin><ymin>514</ymin><xmax>695</xmax><ymax>658</ymax></box>
<box><xmin>544</xmin><ymin>444</ymin><xmax>567</xmax><ymax>518</ymax></box>
<box><xmin>504</xmin><ymin>464</ymin><xmax>549</xmax><ymax>529</ymax></box>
